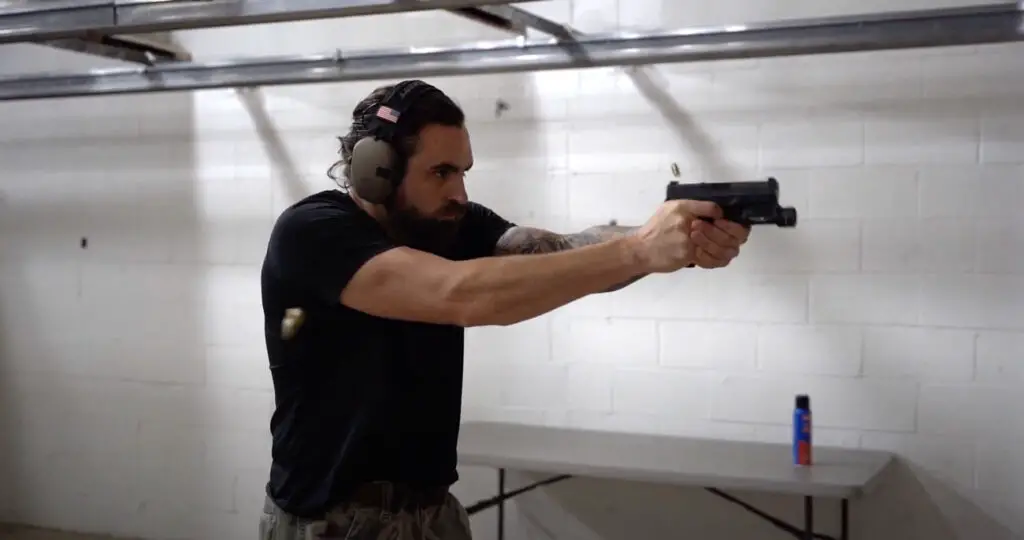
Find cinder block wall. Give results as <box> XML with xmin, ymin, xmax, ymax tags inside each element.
<box><xmin>0</xmin><ymin>1</ymin><xmax>1021</xmax><ymax>539</ymax></box>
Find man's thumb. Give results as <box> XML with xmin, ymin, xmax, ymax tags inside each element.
<box><xmin>678</xmin><ymin>199</ymin><xmax>723</xmax><ymax>219</ymax></box>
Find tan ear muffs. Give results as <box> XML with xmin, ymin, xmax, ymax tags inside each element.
<box><xmin>348</xmin><ymin>136</ymin><xmax>400</xmax><ymax>205</ymax></box>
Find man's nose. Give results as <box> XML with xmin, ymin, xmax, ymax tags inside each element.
<box><xmin>448</xmin><ymin>176</ymin><xmax>468</xmax><ymax>205</ymax></box>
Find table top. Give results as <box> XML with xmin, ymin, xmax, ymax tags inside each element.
<box><xmin>457</xmin><ymin>421</ymin><xmax>894</xmax><ymax>499</ymax></box>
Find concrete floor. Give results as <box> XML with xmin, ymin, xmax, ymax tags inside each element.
<box><xmin>0</xmin><ymin>524</ymin><xmax>126</xmax><ymax>540</ymax></box>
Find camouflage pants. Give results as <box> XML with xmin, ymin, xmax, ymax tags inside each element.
<box><xmin>259</xmin><ymin>482</ymin><xmax>473</xmax><ymax>540</ymax></box>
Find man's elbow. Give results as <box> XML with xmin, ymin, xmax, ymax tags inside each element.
<box><xmin>441</xmin><ymin>287</ymin><xmax>502</xmax><ymax>328</ymax></box>
<box><xmin>440</xmin><ymin>274</ymin><xmax>514</xmax><ymax>328</ymax></box>
<box><xmin>450</xmin><ymin>303</ymin><xmax>488</xmax><ymax>328</ymax></box>
<box><xmin>450</xmin><ymin>301</ymin><xmax>521</xmax><ymax>328</ymax></box>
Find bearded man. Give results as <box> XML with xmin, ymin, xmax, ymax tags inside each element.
<box><xmin>258</xmin><ymin>79</ymin><xmax>749</xmax><ymax>540</ymax></box>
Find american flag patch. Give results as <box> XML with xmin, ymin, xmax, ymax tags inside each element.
<box><xmin>376</xmin><ymin>105</ymin><xmax>400</xmax><ymax>123</ymax></box>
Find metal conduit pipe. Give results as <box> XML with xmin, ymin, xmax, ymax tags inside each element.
<box><xmin>0</xmin><ymin>0</ymin><xmax>540</xmax><ymax>43</ymax></box>
<box><xmin>0</xmin><ymin>2</ymin><xmax>1019</xmax><ymax>101</ymax></box>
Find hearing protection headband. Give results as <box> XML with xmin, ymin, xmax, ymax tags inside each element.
<box><xmin>367</xmin><ymin>80</ymin><xmax>438</xmax><ymax>141</ymax></box>
<box><xmin>348</xmin><ymin>80</ymin><xmax>441</xmax><ymax>205</ymax></box>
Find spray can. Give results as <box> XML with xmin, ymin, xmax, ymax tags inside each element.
<box><xmin>793</xmin><ymin>394</ymin><xmax>812</xmax><ymax>466</ymax></box>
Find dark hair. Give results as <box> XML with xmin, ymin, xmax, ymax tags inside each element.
<box><xmin>327</xmin><ymin>81</ymin><xmax>466</xmax><ymax>189</ymax></box>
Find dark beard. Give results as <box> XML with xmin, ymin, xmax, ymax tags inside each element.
<box><xmin>386</xmin><ymin>201</ymin><xmax>467</xmax><ymax>256</ymax></box>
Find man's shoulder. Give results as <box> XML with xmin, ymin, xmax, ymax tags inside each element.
<box><xmin>265</xmin><ymin>190</ymin><xmax>386</xmax><ymax>266</ymax></box>
<box><xmin>464</xmin><ymin>200</ymin><xmax>499</xmax><ymax>217</ymax></box>
<box><xmin>453</xmin><ymin>201</ymin><xmax>516</xmax><ymax>259</ymax></box>
<box><xmin>462</xmin><ymin>201</ymin><xmax>516</xmax><ymax>231</ymax></box>
<box><xmin>274</xmin><ymin>189</ymin><xmax>369</xmax><ymax>233</ymax></box>
<box><xmin>283</xmin><ymin>189</ymin><xmax>357</xmax><ymax>218</ymax></box>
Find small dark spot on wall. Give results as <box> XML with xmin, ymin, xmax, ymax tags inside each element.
<box><xmin>80</xmin><ymin>237</ymin><xmax>88</xmax><ymax>249</ymax></box>
<box><xmin>494</xmin><ymin>99</ymin><xmax>510</xmax><ymax>118</ymax></box>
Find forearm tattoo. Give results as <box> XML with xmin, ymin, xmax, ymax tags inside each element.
<box><xmin>494</xmin><ymin>223</ymin><xmax>646</xmax><ymax>292</ymax></box>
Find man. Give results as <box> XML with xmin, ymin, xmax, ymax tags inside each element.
<box><xmin>258</xmin><ymin>79</ymin><xmax>750</xmax><ymax>540</ymax></box>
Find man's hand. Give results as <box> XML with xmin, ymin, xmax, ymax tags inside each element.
<box><xmin>689</xmin><ymin>217</ymin><xmax>749</xmax><ymax>269</ymax></box>
<box><xmin>633</xmin><ymin>199</ymin><xmax>723</xmax><ymax>272</ymax></box>
<box><xmin>633</xmin><ymin>199</ymin><xmax>749</xmax><ymax>272</ymax></box>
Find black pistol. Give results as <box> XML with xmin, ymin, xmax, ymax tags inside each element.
<box><xmin>665</xmin><ymin>177</ymin><xmax>797</xmax><ymax>227</ymax></box>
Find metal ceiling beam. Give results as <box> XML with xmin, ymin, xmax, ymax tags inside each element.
<box><xmin>0</xmin><ymin>2</ymin><xmax>1020</xmax><ymax>101</ymax></box>
<box><xmin>0</xmin><ymin>0</ymin><xmax>540</xmax><ymax>44</ymax></box>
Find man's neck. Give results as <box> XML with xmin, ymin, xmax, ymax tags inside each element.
<box><xmin>348</xmin><ymin>189</ymin><xmax>388</xmax><ymax>224</ymax></box>
<box><xmin>348</xmin><ymin>189</ymin><xmax>407</xmax><ymax>243</ymax></box>
<box><xmin>344</xmin><ymin>188</ymin><xmax>458</xmax><ymax>255</ymax></box>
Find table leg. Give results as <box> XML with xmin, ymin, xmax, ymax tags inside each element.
<box><xmin>841</xmin><ymin>498</ymin><xmax>849</xmax><ymax>540</ymax></box>
<box><xmin>497</xmin><ymin>468</ymin><xmax>506</xmax><ymax>540</ymax></box>
<box><xmin>804</xmin><ymin>496</ymin><xmax>814</xmax><ymax>540</ymax></box>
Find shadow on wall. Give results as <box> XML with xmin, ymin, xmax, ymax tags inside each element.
<box><xmin>626</xmin><ymin>65</ymin><xmax>743</xmax><ymax>184</ymax></box>
<box><xmin>471</xmin><ymin>463</ymin><xmax>1013</xmax><ymax>540</ymax></box>
<box><xmin>237</xmin><ymin>87</ymin><xmax>313</xmax><ymax>207</ymax></box>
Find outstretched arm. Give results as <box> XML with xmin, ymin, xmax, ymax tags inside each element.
<box><xmin>494</xmin><ymin>222</ymin><xmax>647</xmax><ymax>292</ymax></box>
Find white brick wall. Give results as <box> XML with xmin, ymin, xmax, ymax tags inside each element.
<box><xmin>0</xmin><ymin>0</ymin><xmax>1022</xmax><ymax>539</ymax></box>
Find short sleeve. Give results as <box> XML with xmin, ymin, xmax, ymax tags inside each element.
<box><xmin>270</xmin><ymin>200</ymin><xmax>397</xmax><ymax>304</ymax></box>
<box><xmin>457</xmin><ymin>202</ymin><xmax>517</xmax><ymax>259</ymax></box>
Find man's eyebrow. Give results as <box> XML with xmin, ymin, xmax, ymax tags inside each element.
<box><xmin>431</xmin><ymin>161</ymin><xmax>472</xmax><ymax>172</ymax></box>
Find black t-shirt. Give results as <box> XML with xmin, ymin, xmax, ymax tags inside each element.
<box><xmin>260</xmin><ymin>189</ymin><xmax>515</xmax><ymax>518</ymax></box>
